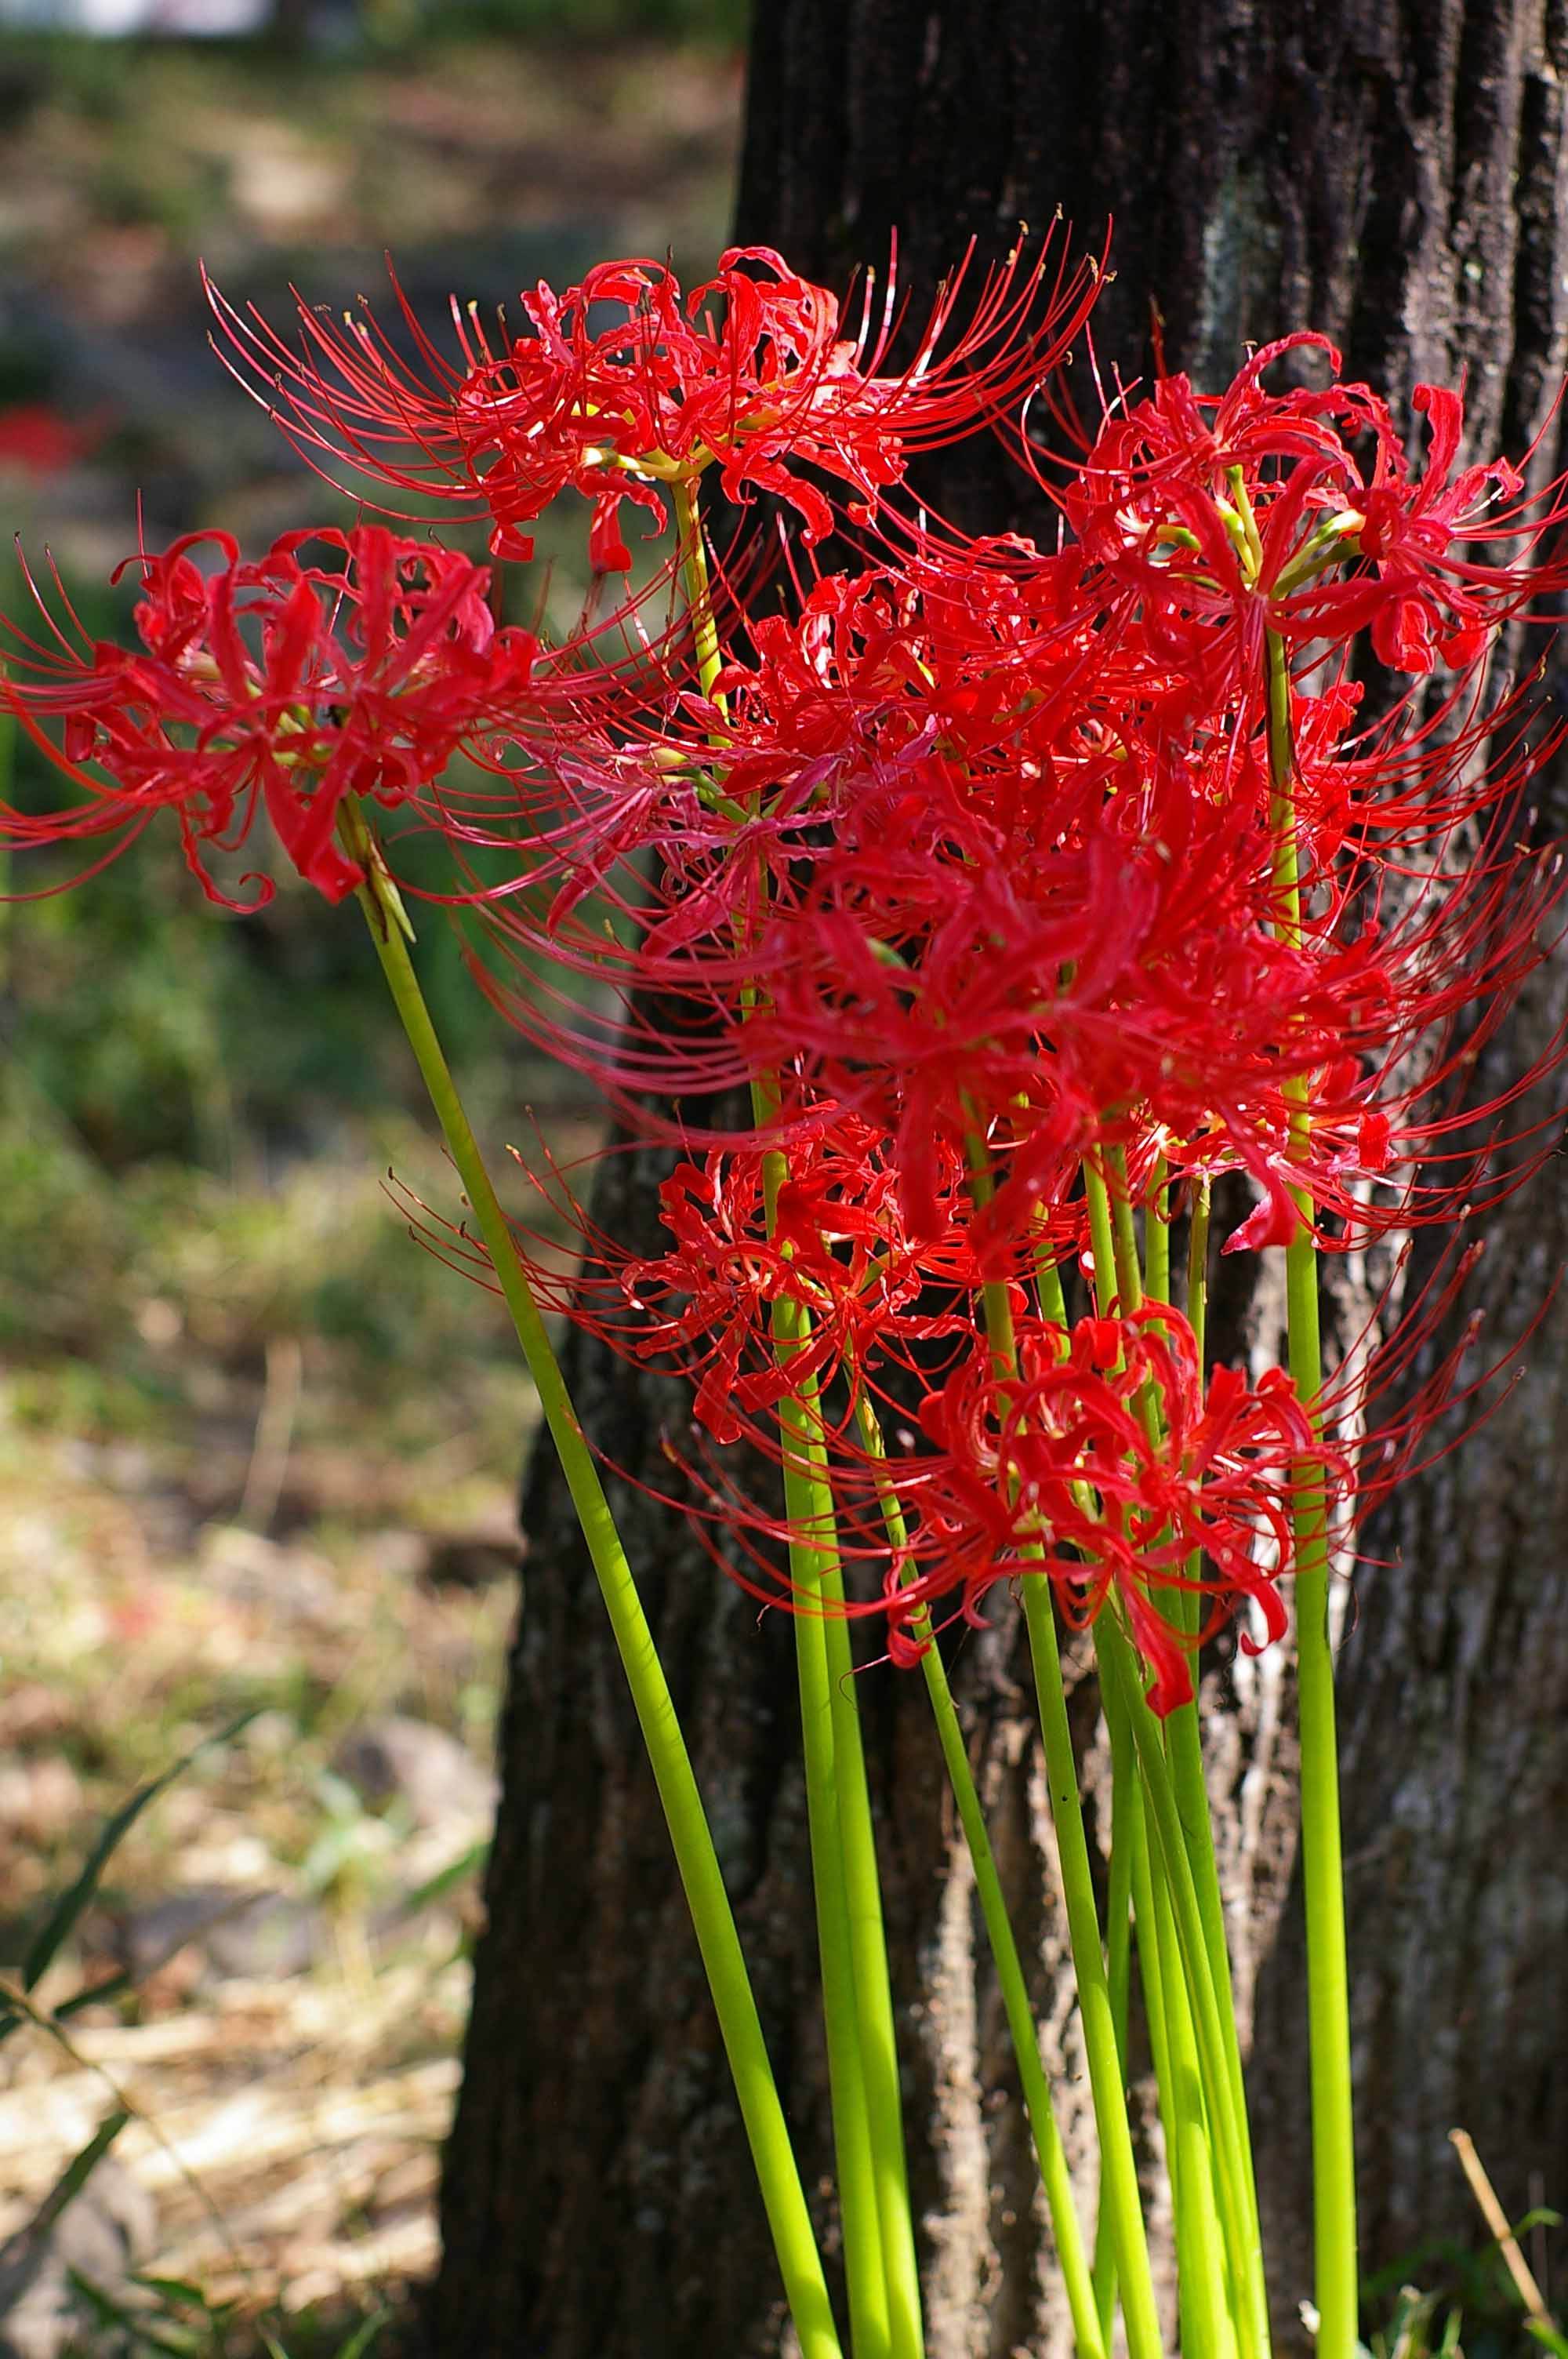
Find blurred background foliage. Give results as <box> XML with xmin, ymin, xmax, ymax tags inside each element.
<box><xmin>0</xmin><ymin>6</ymin><xmax>741</xmax><ymax>2339</ymax></box>
<box><xmin>0</xmin><ymin>0</ymin><xmax>742</xmax><ymax>1416</ymax></box>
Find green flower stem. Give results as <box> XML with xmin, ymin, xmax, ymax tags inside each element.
<box><xmin>772</xmin><ymin>1367</ymin><xmax>916</xmax><ymax>2359</ymax></box>
<box><xmin>677</xmin><ymin>461</ymin><xmax>921</xmax><ymax>2358</ymax></box>
<box><xmin>1105</xmin><ymin>1160</ymin><xmax>1267</xmax><ymax>2315</ymax></box>
<box><xmin>819</xmin><ymin>1577</ymin><xmax>926</xmax><ymax>2359</ymax></box>
<box><xmin>1265</xmin><ymin>623</ymin><xmax>1357</xmax><ymax>2359</ymax></box>
<box><xmin>341</xmin><ymin>808</ymin><xmax>843</xmax><ymax>2359</ymax></box>
<box><xmin>1105</xmin><ymin>1741</ymin><xmax>1135</xmax><ymax>2081</ymax></box>
<box><xmin>1035</xmin><ymin>1227</ymin><xmax>1149</xmax><ymax>2353</ymax></box>
<box><xmin>772</xmin><ymin>1333</ymin><xmax>895</xmax><ymax>2359</ymax></box>
<box><xmin>1089</xmin><ymin>1669</ymin><xmax>1144</xmax><ymax>2343</ymax></box>
<box><xmin>1145</xmin><ymin>1156</ymin><xmax>1171</xmax><ymax>1321</ymax></box>
<box><xmin>851</xmin><ymin>1391</ymin><xmax>1106</xmax><ymax>2359</ymax></box>
<box><xmin>757</xmin><ymin>1114</ymin><xmax>922</xmax><ymax>2359</ymax></box>
<box><xmin>1033</xmin><ymin>1243</ymin><xmax>1073</xmax><ymax>1336</ymax></box>
<box><xmin>1019</xmin><ymin>1580</ymin><xmax>1163</xmax><ymax>2359</ymax></box>
<box><xmin>1083</xmin><ymin>1165</ymin><xmax>1122</xmax><ymax>1331</ymax></box>
<box><xmin>1083</xmin><ymin>1158</ymin><xmax>1268</xmax><ymax>2357</ymax></box>
<box><xmin>1091</xmin><ymin>1270</ymin><xmax>1233</xmax><ymax>2359</ymax></box>
<box><xmin>1186</xmin><ymin>1181</ymin><xmax>1210</xmax><ymax>1368</ymax></box>
<box><xmin>673</xmin><ymin>474</ymin><xmax>727</xmax><ymax>707</ymax></box>
<box><xmin>1088</xmin><ymin>1165</ymin><xmax>1236</xmax><ymax>2345</ymax></box>
<box><xmin>1164</xmin><ymin>1594</ymin><xmax>1264</xmax><ymax>2284</ymax></box>
<box><xmin>1104</xmin><ymin>1158</ymin><xmax>1147</xmax><ymax>1321</ymax></box>
<box><xmin>967</xmin><ymin>1141</ymin><xmax>1165</xmax><ymax>2359</ymax></box>
<box><xmin>1117</xmin><ymin>1743</ymin><xmax>1174</xmax><ymax>2210</ymax></box>
<box><xmin>1096</xmin><ymin>1614</ymin><xmax>1269</xmax><ymax>2359</ymax></box>
<box><xmin>1283</xmin><ymin>1225</ymin><xmax>1354</xmax><ymax>2352</ymax></box>
<box><xmin>1112</xmin><ymin>1724</ymin><xmax>1234</xmax><ymax>2359</ymax></box>
<box><xmin>1142</xmin><ymin>1803</ymin><xmax>1236</xmax><ymax>2359</ymax></box>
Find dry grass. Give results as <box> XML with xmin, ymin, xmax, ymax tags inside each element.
<box><xmin>0</xmin><ymin>1966</ymin><xmax>462</xmax><ymax>2317</ymax></box>
<box><xmin>0</xmin><ymin>1130</ymin><xmax>534</xmax><ymax>2346</ymax></box>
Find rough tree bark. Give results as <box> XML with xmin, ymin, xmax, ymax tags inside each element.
<box><xmin>434</xmin><ymin>4</ymin><xmax>1568</xmax><ymax>2351</ymax></box>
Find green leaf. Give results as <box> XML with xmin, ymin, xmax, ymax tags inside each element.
<box><xmin>28</xmin><ymin>2110</ymin><xmax>129</xmax><ymax>2238</ymax></box>
<box><xmin>66</xmin><ymin>2267</ymin><xmax>198</xmax><ymax>2357</ymax></box>
<box><xmin>331</xmin><ymin>2310</ymin><xmax>388</xmax><ymax>2359</ymax></box>
<box><xmin>23</xmin><ymin>1711</ymin><xmax>256</xmax><ymax>1992</ymax></box>
<box><xmin>131</xmin><ymin>2276</ymin><xmax>218</xmax><ymax>2310</ymax></box>
<box><xmin>395</xmin><ymin>1839</ymin><xmax>487</xmax><ymax>1917</ymax></box>
<box><xmin>53</xmin><ymin>1967</ymin><xmax>134</xmax><ymax>2023</ymax></box>
<box><xmin>1525</xmin><ymin>2319</ymin><xmax>1568</xmax><ymax>2359</ymax></box>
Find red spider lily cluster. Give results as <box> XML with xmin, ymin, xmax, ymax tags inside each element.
<box><xmin>408</xmin><ymin>1112</ymin><xmax>1309</xmax><ymax>1712</ymax></box>
<box><xmin>2</xmin><ymin>524</ymin><xmax>539</xmax><ymax>904</ymax></box>
<box><xmin>205</xmin><ymin>239</ymin><xmax>1099</xmax><ymax>569</ymax></box>
<box><xmin>5</xmin><ymin>234</ymin><xmax>1565</xmax><ymax>1710</ymax></box>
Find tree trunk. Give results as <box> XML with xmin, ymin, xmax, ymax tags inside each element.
<box><xmin>434</xmin><ymin>3</ymin><xmax>1568</xmax><ymax>2350</ymax></box>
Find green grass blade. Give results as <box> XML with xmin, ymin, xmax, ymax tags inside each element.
<box><xmin>27</xmin><ymin>2110</ymin><xmax>129</xmax><ymax>2238</ymax></box>
<box><xmin>67</xmin><ymin>2269</ymin><xmax>198</xmax><ymax>2357</ymax></box>
<box><xmin>331</xmin><ymin>2306</ymin><xmax>390</xmax><ymax>2358</ymax></box>
<box><xmin>23</xmin><ymin>1710</ymin><xmax>256</xmax><ymax>1991</ymax></box>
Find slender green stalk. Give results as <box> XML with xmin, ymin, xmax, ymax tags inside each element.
<box><xmin>1186</xmin><ymin>1181</ymin><xmax>1210</xmax><ymax>1366</ymax></box>
<box><xmin>1142</xmin><ymin>1808</ymin><xmax>1236</xmax><ymax>2359</ymax></box>
<box><xmin>673</xmin><ymin>474</ymin><xmax>726</xmax><ymax>703</ymax></box>
<box><xmin>1118</xmin><ymin>1739</ymin><xmax>1174</xmax><ymax>2213</ymax></box>
<box><xmin>775</xmin><ymin>1350</ymin><xmax>894</xmax><ymax>2359</ymax></box>
<box><xmin>1265</xmin><ymin>623</ymin><xmax>1358</xmax><ymax>2359</ymax></box>
<box><xmin>1109</xmin><ymin>1685</ymin><xmax>1237</xmax><ymax>2359</ymax></box>
<box><xmin>1083</xmin><ymin>1176</ymin><xmax>1238</xmax><ymax>2353</ymax></box>
<box><xmin>340</xmin><ymin>804</ymin><xmax>843</xmax><ymax>2359</ymax></box>
<box><xmin>1098</xmin><ymin>1614</ymin><xmax>1269</xmax><ymax>2359</ymax></box>
<box><xmin>1083</xmin><ymin>1165</ymin><xmax>1121</xmax><ymax>1333</ymax></box>
<box><xmin>1083</xmin><ymin>1156</ymin><xmax>1269</xmax><ymax>2355</ymax></box>
<box><xmin>1033</xmin><ymin>1243</ymin><xmax>1075</xmax><ymax>1340</ymax></box>
<box><xmin>677</xmin><ymin>461</ymin><xmax>924</xmax><ymax>2357</ymax></box>
<box><xmin>1163</xmin><ymin>1579</ymin><xmax>1265</xmax><ymax>2271</ymax></box>
<box><xmin>968</xmin><ymin>1140</ymin><xmax>1165</xmax><ymax>2359</ymax></box>
<box><xmin>1105</xmin><ymin>1158</ymin><xmax>1269</xmax><ymax>2319</ymax></box>
<box><xmin>1019</xmin><ymin>1581</ymin><xmax>1164</xmax><ymax>2359</ymax></box>
<box><xmin>815</xmin><ymin>1574</ymin><xmax>924</xmax><ymax>2359</ymax></box>
<box><xmin>1104</xmin><ymin>1158</ymin><xmax>1146</xmax><ymax>1320</ymax></box>
<box><xmin>1285</xmin><ymin>1241</ymin><xmax>1355</xmax><ymax>2349</ymax></box>
<box><xmin>771</xmin><ymin>1294</ymin><xmax>914</xmax><ymax>2359</ymax></box>
<box><xmin>1104</xmin><ymin>1738</ymin><xmax>1136</xmax><ymax>2084</ymax></box>
<box><xmin>1033</xmin><ymin>1230</ymin><xmax>1145</xmax><ymax>2351</ymax></box>
<box><xmin>1094</xmin><ymin>1196</ymin><xmax>1236</xmax><ymax>2359</ymax></box>
<box><xmin>851</xmin><ymin>1390</ymin><xmax>1106</xmax><ymax>2359</ymax></box>
<box><xmin>1089</xmin><ymin>1665</ymin><xmax>1142</xmax><ymax>2343</ymax></box>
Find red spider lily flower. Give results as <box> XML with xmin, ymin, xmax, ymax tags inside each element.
<box><xmin>650</xmin><ymin>1300</ymin><xmax>1330</xmax><ymax>1708</ymax></box>
<box><xmin>490</xmin><ymin>1118</ymin><xmax>982</xmax><ymax>1447</ymax></box>
<box><xmin>875</xmin><ymin>1307</ymin><xmax>1333</xmax><ymax>1711</ymax></box>
<box><xmin>1299</xmin><ymin>381</ymin><xmax>1532</xmax><ymax>672</ymax></box>
<box><xmin>205</xmin><ymin>231</ymin><xmax>1101</xmax><ymax>569</ymax></box>
<box><xmin>1</xmin><ymin>524</ymin><xmax>538</xmax><ymax>907</ymax></box>
<box><xmin>1063</xmin><ymin>336</ymin><xmax>1566</xmax><ymax>683</ymax></box>
<box><xmin>428</xmin><ymin>1132</ymin><xmax>1316</xmax><ymax>1715</ymax></box>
